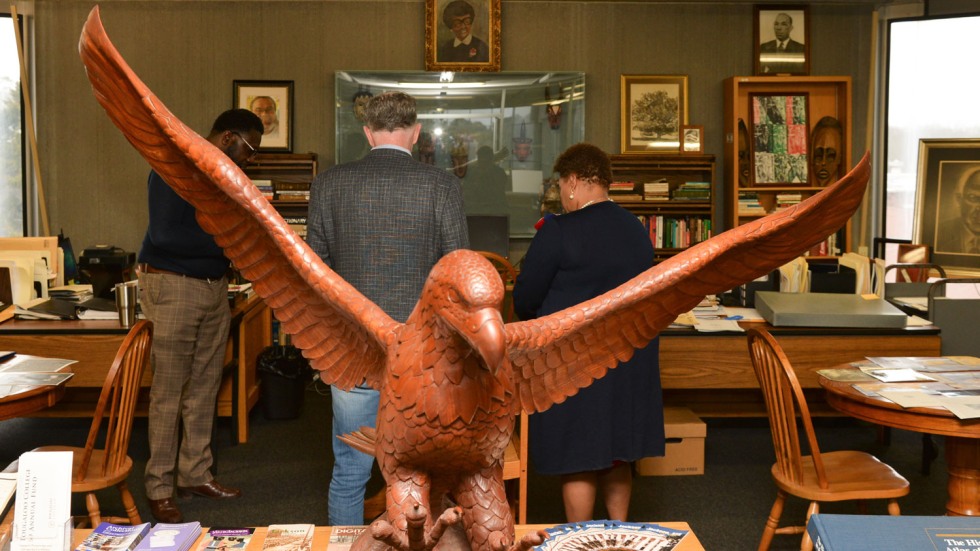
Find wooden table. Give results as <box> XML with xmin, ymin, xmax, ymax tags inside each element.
<box><xmin>819</xmin><ymin>366</ymin><xmax>980</xmax><ymax>516</ymax></box>
<box><xmin>0</xmin><ymin>356</ymin><xmax>73</xmax><ymax>421</ymax></box>
<box><xmin>0</xmin><ymin>294</ymin><xmax>271</xmax><ymax>442</ymax></box>
<box><xmin>66</xmin><ymin>524</ymin><xmax>705</xmax><ymax>550</ymax></box>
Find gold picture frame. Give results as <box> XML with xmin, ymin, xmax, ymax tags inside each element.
<box><xmin>620</xmin><ymin>75</ymin><xmax>688</xmax><ymax>154</ymax></box>
<box><xmin>233</xmin><ymin>80</ymin><xmax>293</xmax><ymax>152</ymax></box>
<box><xmin>425</xmin><ymin>0</ymin><xmax>501</xmax><ymax>72</ymax></box>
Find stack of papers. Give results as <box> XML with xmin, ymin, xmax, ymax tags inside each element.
<box><xmin>0</xmin><ymin>354</ymin><xmax>76</xmax><ymax>399</ymax></box>
<box><xmin>843</xmin><ymin>356</ymin><xmax>980</xmax><ymax>419</ymax></box>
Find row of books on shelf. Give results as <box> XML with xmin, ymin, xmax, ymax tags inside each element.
<box><xmin>610</xmin><ymin>180</ymin><xmax>710</xmax><ymax>202</ymax></box>
<box><xmin>738</xmin><ymin>192</ymin><xmax>804</xmax><ymax>216</ymax></box>
<box><xmin>253</xmin><ymin>180</ymin><xmax>311</xmax><ymax>202</ymax></box>
<box><xmin>636</xmin><ymin>215</ymin><xmax>712</xmax><ymax>250</ymax></box>
<box><xmin>284</xmin><ymin>217</ymin><xmax>308</xmax><ymax>239</ymax></box>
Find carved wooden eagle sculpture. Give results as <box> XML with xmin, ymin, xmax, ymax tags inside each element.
<box><xmin>79</xmin><ymin>6</ymin><xmax>870</xmax><ymax>551</ymax></box>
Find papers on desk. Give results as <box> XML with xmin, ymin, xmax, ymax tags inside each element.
<box><xmin>859</xmin><ymin>367</ymin><xmax>936</xmax><ymax>383</ymax></box>
<box><xmin>866</xmin><ymin>356</ymin><xmax>980</xmax><ymax>372</ymax></box>
<box><xmin>890</xmin><ymin>296</ymin><xmax>928</xmax><ymax>313</ymax></box>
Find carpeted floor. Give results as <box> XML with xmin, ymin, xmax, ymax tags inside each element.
<box><xmin>0</xmin><ymin>380</ymin><xmax>949</xmax><ymax>550</ymax></box>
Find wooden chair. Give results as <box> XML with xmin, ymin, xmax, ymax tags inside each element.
<box><xmin>21</xmin><ymin>320</ymin><xmax>153</xmax><ymax>527</ymax></box>
<box><xmin>746</xmin><ymin>327</ymin><xmax>909</xmax><ymax>551</ymax></box>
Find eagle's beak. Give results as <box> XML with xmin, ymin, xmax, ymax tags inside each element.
<box><xmin>461</xmin><ymin>307</ymin><xmax>506</xmax><ymax>374</ymax></box>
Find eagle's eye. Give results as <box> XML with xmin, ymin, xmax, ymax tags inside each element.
<box><xmin>447</xmin><ymin>288</ymin><xmax>461</xmax><ymax>304</ymax></box>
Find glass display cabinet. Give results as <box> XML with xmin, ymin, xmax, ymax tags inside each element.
<box><xmin>336</xmin><ymin>71</ymin><xmax>585</xmax><ymax>237</ymax></box>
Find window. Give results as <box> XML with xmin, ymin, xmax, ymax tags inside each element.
<box><xmin>884</xmin><ymin>14</ymin><xmax>980</xmax><ymax>254</ymax></box>
<box><xmin>0</xmin><ymin>13</ymin><xmax>24</xmax><ymax>237</ymax></box>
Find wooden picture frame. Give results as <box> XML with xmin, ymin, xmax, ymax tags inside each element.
<box><xmin>425</xmin><ymin>0</ymin><xmax>501</xmax><ymax>72</ymax></box>
<box><xmin>754</xmin><ymin>4</ymin><xmax>810</xmax><ymax>76</ymax></box>
<box><xmin>680</xmin><ymin>125</ymin><xmax>704</xmax><ymax>154</ymax></box>
<box><xmin>913</xmin><ymin>139</ymin><xmax>980</xmax><ymax>274</ymax></box>
<box><xmin>749</xmin><ymin>93</ymin><xmax>809</xmax><ymax>186</ymax></box>
<box><xmin>233</xmin><ymin>80</ymin><xmax>293</xmax><ymax>152</ymax></box>
<box><xmin>620</xmin><ymin>74</ymin><xmax>688</xmax><ymax>154</ymax></box>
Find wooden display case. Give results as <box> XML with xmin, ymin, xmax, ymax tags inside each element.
<box><xmin>723</xmin><ymin>76</ymin><xmax>852</xmax><ymax>256</ymax></box>
<box><xmin>609</xmin><ymin>153</ymin><xmax>716</xmax><ymax>261</ymax></box>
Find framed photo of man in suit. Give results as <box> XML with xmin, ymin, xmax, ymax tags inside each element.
<box><xmin>425</xmin><ymin>0</ymin><xmax>501</xmax><ymax>72</ymax></box>
<box><xmin>754</xmin><ymin>5</ymin><xmax>810</xmax><ymax>76</ymax></box>
<box><xmin>913</xmin><ymin>139</ymin><xmax>980</xmax><ymax>274</ymax></box>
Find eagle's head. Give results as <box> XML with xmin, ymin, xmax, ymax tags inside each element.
<box><xmin>422</xmin><ymin>249</ymin><xmax>507</xmax><ymax>374</ymax></box>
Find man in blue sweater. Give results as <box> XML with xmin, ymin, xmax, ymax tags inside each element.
<box><xmin>137</xmin><ymin>109</ymin><xmax>263</xmax><ymax>523</ymax></box>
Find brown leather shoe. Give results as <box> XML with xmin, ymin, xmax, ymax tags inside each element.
<box><xmin>177</xmin><ymin>479</ymin><xmax>242</xmax><ymax>499</ymax></box>
<box><xmin>148</xmin><ymin>497</ymin><xmax>184</xmax><ymax>523</ymax></box>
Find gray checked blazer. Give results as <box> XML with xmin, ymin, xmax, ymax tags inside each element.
<box><xmin>307</xmin><ymin>147</ymin><xmax>470</xmax><ymax>323</ymax></box>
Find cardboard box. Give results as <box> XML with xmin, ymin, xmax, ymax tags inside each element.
<box><xmin>636</xmin><ymin>407</ymin><xmax>706</xmax><ymax>476</ymax></box>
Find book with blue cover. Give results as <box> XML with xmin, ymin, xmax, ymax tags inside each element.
<box><xmin>807</xmin><ymin>513</ymin><xmax>980</xmax><ymax>550</ymax></box>
<box><xmin>75</xmin><ymin>522</ymin><xmax>151</xmax><ymax>551</ymax></box>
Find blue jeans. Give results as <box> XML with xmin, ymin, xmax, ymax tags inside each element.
<box><xmin>329</xmin><ymin>385</ymin><xmax>380</xmax><ymax>525</ymax></box>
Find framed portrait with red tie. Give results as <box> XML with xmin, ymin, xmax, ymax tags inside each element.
<box><xmin>754</xmin><ymin>4</ymin><xmax>810</xmax><ymax>76</ymax></box>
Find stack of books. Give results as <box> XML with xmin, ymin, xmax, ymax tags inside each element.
<box><xmin>609</xmin><ymin>181</ymin><xmax>642</xmax><ymax>202</ymax></box>
<box><xmin>253</xmin><ymin>180</ymin><xmax>275</xmax><ymax>200</ymax></box>
<box><xmin>643</xmin><ymin>179</ymin><xmax>670</xmax><ymax>201</ymax></box>
<box><xmin>738</xmin><ymin>192</ymin><xmax>766</xmax><ymax>215</ymax></box>
<box><xmin>76</xmin><ymin>522</ymin><xmax>152</xmax><ymax>551</ymax></box>
<box><xmin>284</xmin><ymin>217</ymin><xmax>308</xmax><ymax>239</ymax></box>
<box><xmin>274</xmin><ymin>180</ymin><xmax>311</xmax><ymax>202</ymax></box>
<box><xmin>260</xmin><ymin>524</ymin><xmax>315</xmax><ymax>551</ymax></box>
<box><xmin>774</xmin><ymin>192</ymin><xmax>802</xmax><ymax>212</ymax></box>
<box><xmin>671</xmin><ymin>181</ymin><xmax>710</xmax><ymax>201</ymax></box>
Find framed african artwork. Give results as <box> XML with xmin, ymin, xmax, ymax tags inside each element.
<box><xmin>749</xmin><ymin>93</ymin><xmax>809</xmax><ymax>185</ymax></box>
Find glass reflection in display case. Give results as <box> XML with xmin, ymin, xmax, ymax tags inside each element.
<box><xmin>336</xmin><ymin>71</ymin><xmax>585</xmax><ymax>237</ymax></box>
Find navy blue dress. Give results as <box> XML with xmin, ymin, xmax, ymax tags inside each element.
<box><xmin>513</xmin><ymin>201</ymin><xmax>665</xmax><ymax>475</ymax></box>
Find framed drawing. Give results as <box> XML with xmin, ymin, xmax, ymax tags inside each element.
<box><xmin>425</xmin><ymin>0</ymin><xmax>501</xmax><ymax>72</ymax></box>
<box><xmin>749</xmin><ymin>93</ymin><xmax>809</xmax><ymax>185</ymax></box>
<box><xmin>754</xmin><ymin>4</ymin><xmax>810</xmax><ymax>76</ymax></box>
<box><xmin>680</xmin><ymin>125</ymin><xmax>704</xmax><ymax>154</ymax></box>
<box><xmin>620</xmin><ymin>74</ymin><xmax>688</xmax><ymax>154</ymax></box>
<box><xmin>913</xmin><ymin>139</ymin><xmax>980</xmax><ymax>274</ymax></box>
<box><xmin>233</xmin><ymin>80</ymin><xmax>293</xmax><ymax>152</ymax></box>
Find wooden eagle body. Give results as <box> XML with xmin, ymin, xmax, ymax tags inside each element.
<box><xmin>78</xmin><ymin>6</ymin><xmax>871</xmax><ymax>551</ymax></box>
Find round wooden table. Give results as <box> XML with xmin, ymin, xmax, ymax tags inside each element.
<box><xmin>0</xmin><ymin>373</ymin><xmax>70</xmax><ymax>422</ymax></box>
<box><xmin>819</xmin><ymin>369</ymin><xmax>980</xmax><ymax>516</ymax></box>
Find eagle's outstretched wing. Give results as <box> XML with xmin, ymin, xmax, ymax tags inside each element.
<box><xmin>78</xmin><ymin>6</ymin><xmax>397</xmax><ymax>390</ymax></box>
<box><xmin>505</xmin><ymin>153</ymin><xmax>870</xmax><ymax>413</ymax></box>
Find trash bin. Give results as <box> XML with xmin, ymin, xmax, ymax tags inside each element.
<box><xmin>257</xmin><ymin>344</ymin><xmax>311</xmax><ymax>420</ymax></box>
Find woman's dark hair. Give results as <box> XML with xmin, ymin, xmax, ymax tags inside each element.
<box><xmin>553</xmin><ymin>143</ymin><xmax>612</xmax><ymax>188</ymax></box>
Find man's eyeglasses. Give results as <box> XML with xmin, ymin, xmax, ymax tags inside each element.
<box><xmin>235</xmin><ymin>132</ymin><xmax>258</xmax><ymax>157</ymax></box>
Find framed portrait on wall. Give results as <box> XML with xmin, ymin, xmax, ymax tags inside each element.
<box><xmin>233</xmin><ymin>80</ymin><xmax>293</xmax><ymax>152</ymax></box>
<box><xmin>620</xmin><ymin>74</ymin><xmax>689</xmax><ymax>154</ymax></box>
<box><xmin>425</xmin><ymin>0</ymin><xmax>501</xmax><ymax>72</ymax></box>
<box><xmin>749</xmin><ymin>93</ymin><xmax>809</xmax><ymax>185</ymax></box>
<box><xmin>913</xmin><ymin>139</ymin><xmax>980</xmax><ymax>274</ymax></box>
<box><xmin>754</xmin><ymin>4</ymin><xmax>810</xmax><ymax>76</ymax></box>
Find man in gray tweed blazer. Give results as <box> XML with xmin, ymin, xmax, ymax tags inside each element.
<box><xmin>306</xmin><ymin>91</ymin><xmax>469</xmax><ymax>525</ymax></box>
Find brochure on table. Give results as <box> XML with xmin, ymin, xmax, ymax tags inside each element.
<box><xmin>11</xmin><ymin>451</ymin><xmax>72</xmax><ymax>551</ymax></box>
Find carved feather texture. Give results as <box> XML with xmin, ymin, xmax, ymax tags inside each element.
<box><xmin>79</xmin><ymin>7</ymin><xmax>871</xmax><ymax>550</ymax></box>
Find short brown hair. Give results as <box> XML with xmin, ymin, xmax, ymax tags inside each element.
<box><xmin>553</xmin><ymin>143</ymin><xmax>612</xmax><ymax>188</ymax></box>
<box><xmin>364</xmin><ymin>91</ymin><xmax>417</xmax><ymax>132</ymax></box>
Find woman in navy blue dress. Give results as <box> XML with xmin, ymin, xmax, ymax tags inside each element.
<box><xmin>513</xmin><ymin>143</ymin><xmax>664</xmax><ymax>522</ymax></box>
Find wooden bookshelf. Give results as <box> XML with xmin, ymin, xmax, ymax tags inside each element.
<box><xmin>244</xmin><ymin>152</ymin><xmax>318</xmax><ymax>237</ymax></box>
<box><xmin>723</xmin><ymin>76</ymin><xmax>852</xmax><ymax>256</ymax></box>
<box><xmin>609</xmin><ymin>153</ymin><xmax>716</xmax><ymax>261</ymax></box>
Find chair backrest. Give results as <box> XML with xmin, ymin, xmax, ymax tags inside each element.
<box><xmin>476</xmin><ymin>250</ymin><xmax>517</xmax><ymax>287</ymax></box>
<box><xmin>884</xmin><ymin>262</ymin><xmax>946</xmax><ymax>284</ymax></box>
<box><xmin>746</xmin><ymin>327</ymin><xmax>829</xmax><ymax>489</ymax></box>
<box><xmin>75</xmin><ymin>320</ymin><xmax>153</xmax><ymax>482</ymax></box>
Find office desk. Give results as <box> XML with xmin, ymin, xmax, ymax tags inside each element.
<box><xmin>65</xmin><ymin>524</ymin><xmax>705</xmax><ymax>550</ymax></box>
<box><xmin>659</xmin><ymin>322</ymin><xmax>941</xmax><ymax>416</ymax></box>
<box><xmin>0</xmin><ymin>294</ymin><xmax>271</xmax><ymax>442</ymax></box>
<box><xmin>820</xmin><ymin>368</ymin><xmax>980</xmax><ymax>516</ymax></box>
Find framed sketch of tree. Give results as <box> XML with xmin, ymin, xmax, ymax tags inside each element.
<box><xmin>620</xmin><ymin>75</ymin><xmax>688</xmax><ymax>154</ymax></box>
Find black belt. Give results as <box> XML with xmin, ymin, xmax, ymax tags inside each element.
<box><xmin>138</xmin><ymin>263</ymin><xmax>217</xmax><ymax>282</ymax></box>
